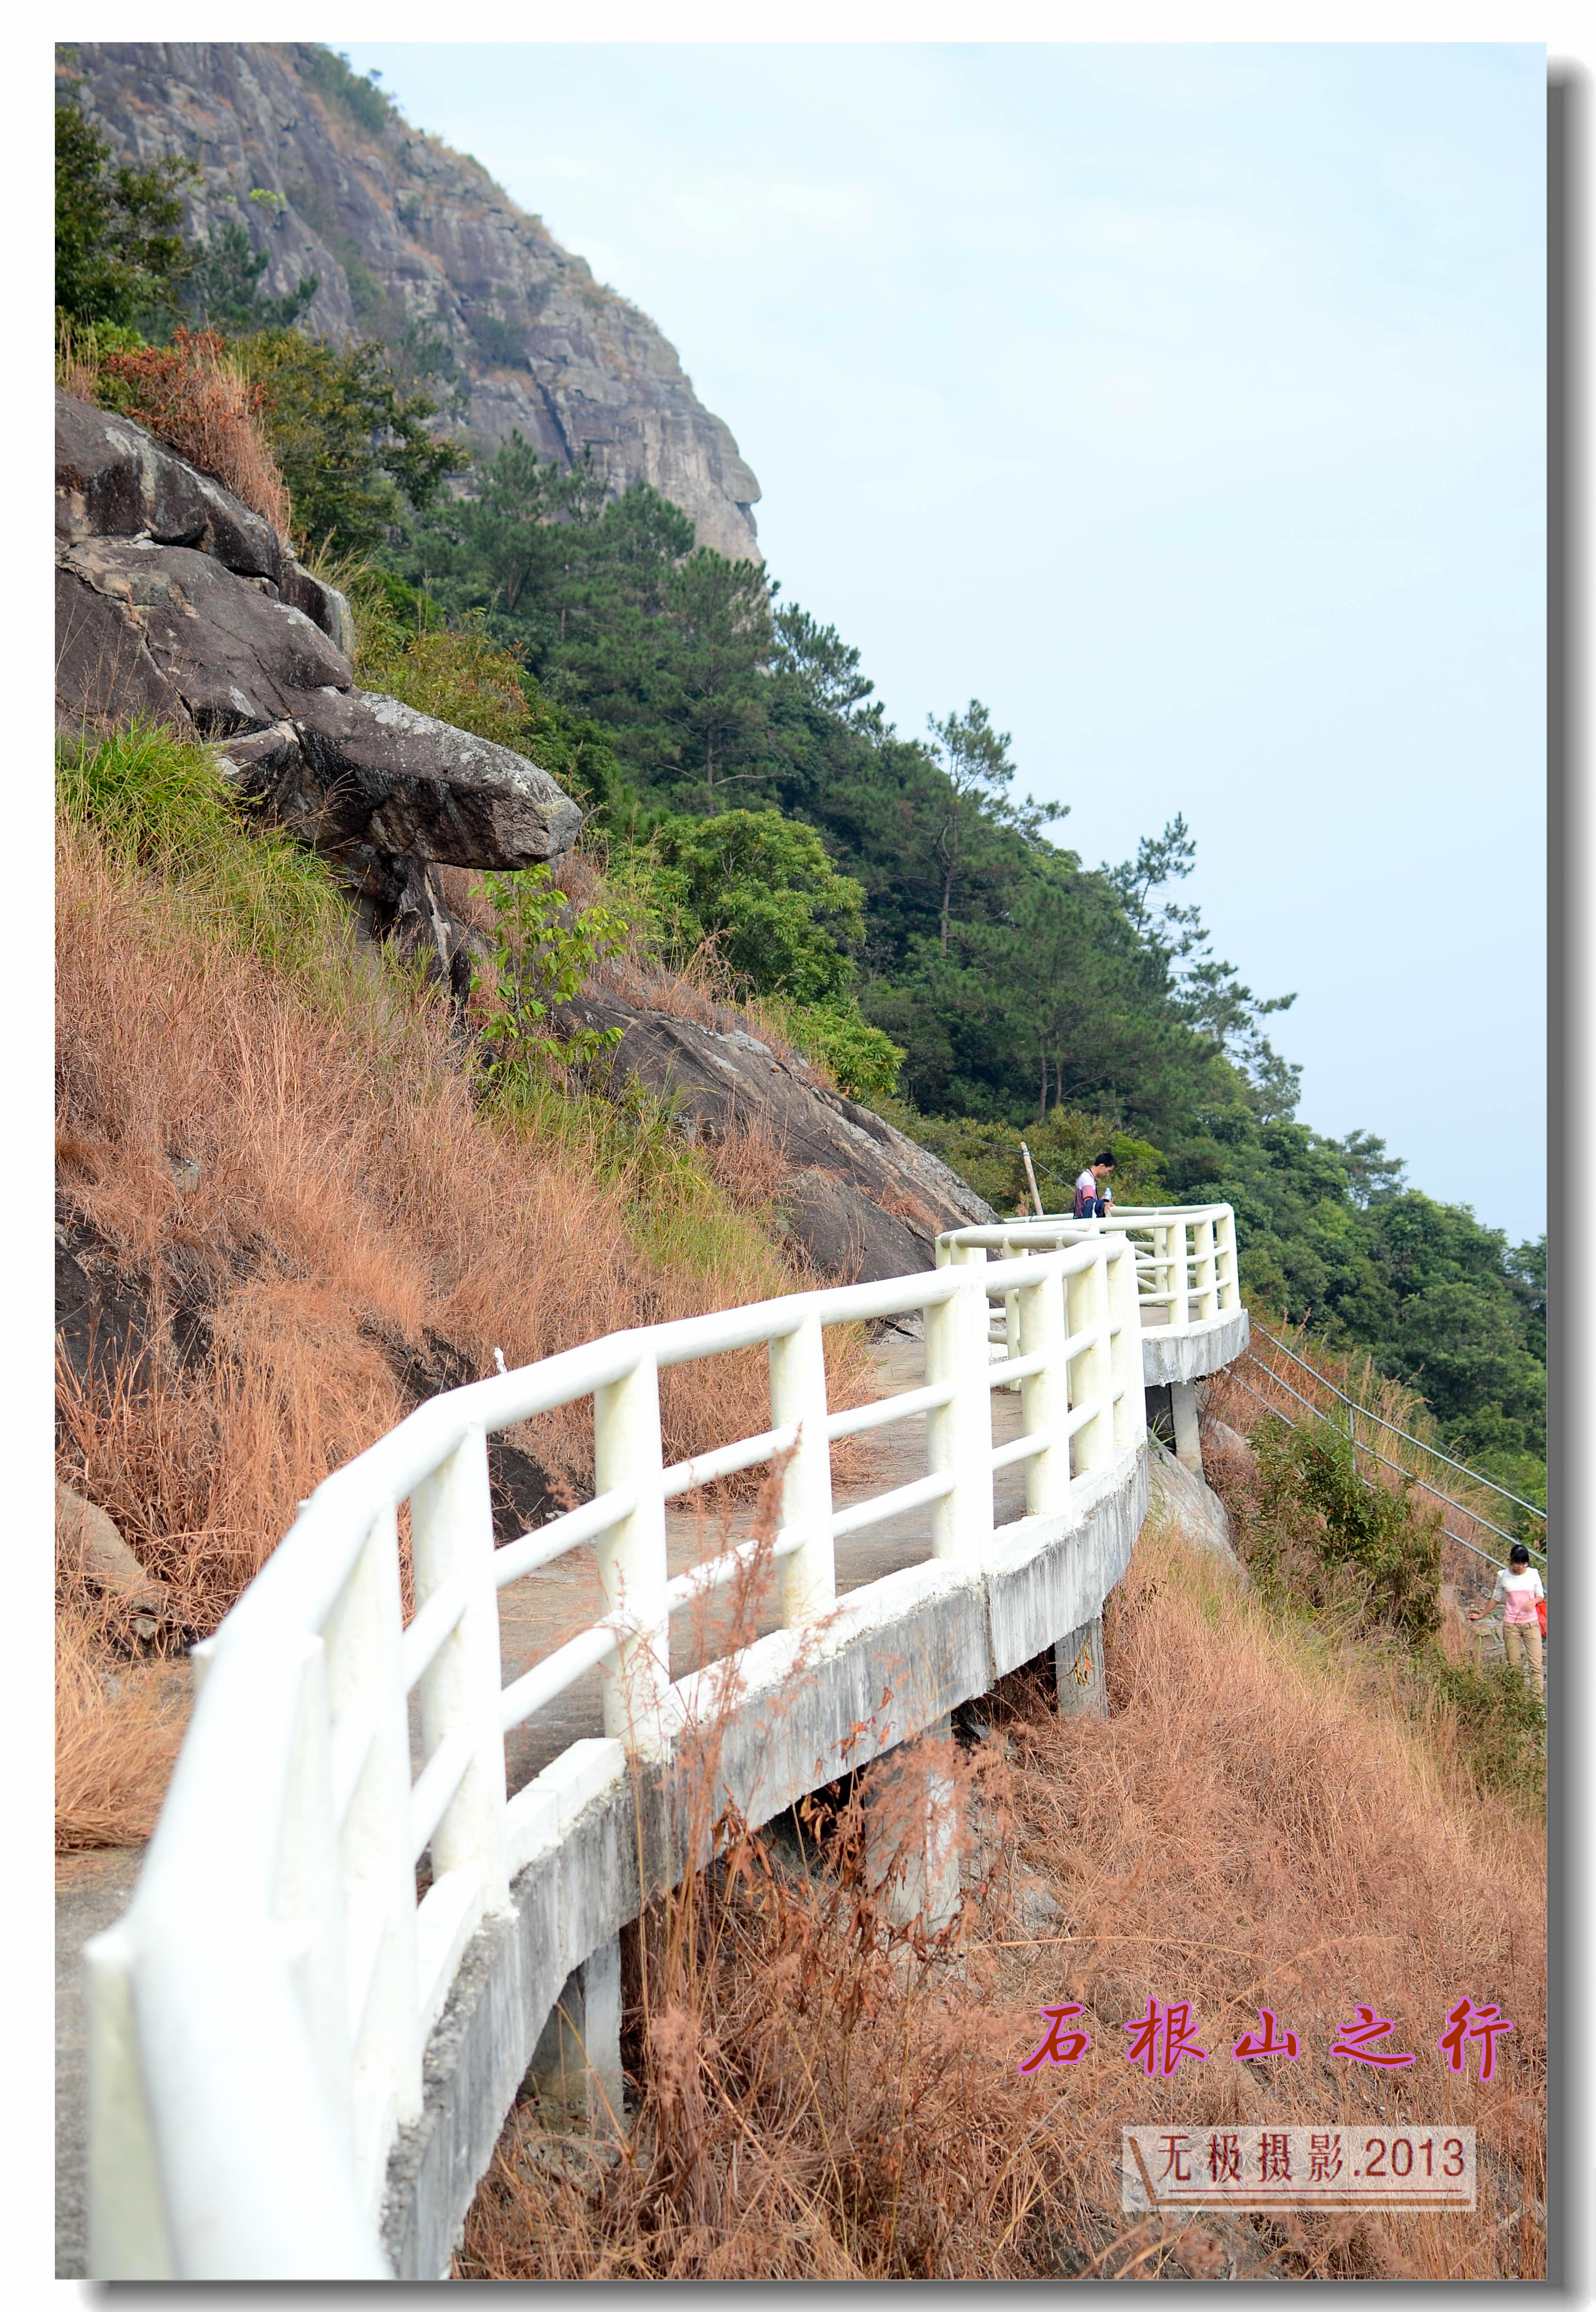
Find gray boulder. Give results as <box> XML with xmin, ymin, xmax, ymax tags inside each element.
<box><xmin>55</xmin><ymin>391</ymin><xmax>583</xmax><ymax>891</ymax></box>
<box><xmin>1146</xmin><ymin>1440</ymin><xmax>1249</xmax><ymax>1581</ymax></box>
<box><xmin>553</xmin><ymin>988</ymin><xmax>996</xmax><ymax>1282</ymax></box>
<box><xmin>55</xmin><ymin>391</ymin><xmax>351</xmax><ymax>647</ymax></box>
<box><xmin>56</xmin><ymin>1481</ymin><xmax>172</xmax><ymax>1637</ymax></box>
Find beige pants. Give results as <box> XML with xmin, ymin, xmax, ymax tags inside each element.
<box><xmin>1503</xmin><ymin>1618</ymin><xmax>1544</xmax><ymax>1698</ymax></box>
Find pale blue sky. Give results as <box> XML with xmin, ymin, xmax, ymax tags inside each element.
<box><xmin>346</xmin><ymin>41</ymin><xmax>1546</xmax><ymax>1240</ymax></box>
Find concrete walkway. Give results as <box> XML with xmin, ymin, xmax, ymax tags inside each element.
<box><xmin>56</xmin><ymin>1845</ymin><xmax>146</xmax><ymax>2278</ymax></box>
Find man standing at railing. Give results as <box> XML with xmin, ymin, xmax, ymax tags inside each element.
<box><xmin>1074</xmin><ymin>1152</ymin><xmax>1116</xmax><ymax>1220</ymax></box>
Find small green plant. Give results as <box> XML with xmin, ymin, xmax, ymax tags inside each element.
<box><xmin>480</xmin><ymin>866</ymin><xmax>627</xmax><ymax>1078</ymax></box>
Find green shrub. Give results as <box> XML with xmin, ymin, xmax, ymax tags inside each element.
<box><xmin>1242</xmin><ymin>1419</ymin><xmax>1442</xmax><ymax>1643</ymax></box>
<box><xmin>295</xmin><ymin>47</ymin><xmax>398</xmax><ymax>139</ymax></box>
<box><xmin>779</xmin><ymin>1001</ymin><xmax>904</xmax><ymax>1103</ymax></box>
<box><xmin>635</xmin><ymin>810</ymin><xmax>866</xmax><ymax>1006</ymax></box>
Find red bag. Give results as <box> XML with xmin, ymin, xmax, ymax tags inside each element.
<box><xmin>1536</xmin><ymin>1597</ymin><xmax>1547</xmax><ymax>1639</ymax></box>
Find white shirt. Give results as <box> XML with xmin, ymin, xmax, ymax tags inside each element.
<box><xmin>1075</xmin><ymin>1170</ymin><xmax>1097</xmax><ymax>1202</ymax></box>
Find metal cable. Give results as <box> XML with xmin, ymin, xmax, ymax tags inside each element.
<box><xmin>1220</xmin><ymin>1369</ymin><xmax>1544</xmax><ymax>1574</ymax></box>
<box><xmin>1249</xmin><ymin>1321</ymin><xmax>1546</xmax><ymax>1520</ymax></box>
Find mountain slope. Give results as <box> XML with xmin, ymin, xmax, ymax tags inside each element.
<box><xmin>62</xmin><ymin>41</ymin><xmax>763</xmax><ymax>561</ymax></box>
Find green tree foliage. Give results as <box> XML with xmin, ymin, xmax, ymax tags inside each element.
<box><xmin>624</xmin><ymin>809</ymin><xmax>905</xmax><ymax>1099</ymax></box>
<box><xmin>238</xmin><ymin>330</ymin><xmax>463</xmax><ymax>553</ymax></box>
<box><xmin>377</xmin><ymin>430</ymin><xmax>1545</xmax><ymax>1473</ymax></box>
<box><xmin>185</xmin><ymin>219</ymin><xmax>318</xmax><ymax>332</ymax></box>
<box><xmin>924</xmin><ymin>699</ymin><xmax>1058</xmax><ymax>953</ymax></box>
<box><xmin>643</xmin><ymin>810</ymin><xmax>865</xmax><ymax>1004</ymax></box>
<box><xmin>55</xmin><ymin>80</ymin><xmax>197</xmax><ymax>331</ymax></box>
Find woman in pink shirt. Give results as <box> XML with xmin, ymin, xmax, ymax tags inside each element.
<box><xmin>1470</xmin><ymin>1543</ymin><xmax>1545</xmax><ymax>1699</ymax></box>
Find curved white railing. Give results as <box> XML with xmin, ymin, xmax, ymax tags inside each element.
<box><xmin>84</xmin><ymin>1214</ymin><xmax>1238</xmax><ymax>2278</ymax></box>
<box><xmin>941</xmin><ymin>1202</ymin><xmax>1242</xmax><ymax>1350</ymax></box>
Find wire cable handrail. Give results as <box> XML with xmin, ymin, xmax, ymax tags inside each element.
<box><xmin>1220</xmin><ymin>1371</ymin><xmax>1518</xmax><ymax>1574</ymax></box>
<box><xmin>1248</xmin><ymin>1322</ymin><xmax>1546</xmax><ymax>1521</ymax></box>
<box><xmin>1224</xmin><ymin>1365</ymin><xmax>1546</xmax><ymax>1569</ymax></box>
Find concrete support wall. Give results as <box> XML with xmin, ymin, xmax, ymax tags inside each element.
<box><xmin>526</xmin><ymin>1934</ymin><xmax>624</xmax><ymax>2139</ymax></box>
<box><xmin>1170</xmin><ymin>1380</ymin><xmax>1203</xmax><ymax>1475</ymax></box>
<box><xmin>1141</xmin><ymin>1306</ymin><xmax>1249</xmax><ymax>1387</ymax></box>
<box><xmin>864</xmin><ymin>1716</ymin><xmax>961</xmax><ymax>1932</ymax></box>
<box><xmin>1054</xmin><ymin>1613</ymin><xmax>1108</xmax><ymax>1721</ymax></box>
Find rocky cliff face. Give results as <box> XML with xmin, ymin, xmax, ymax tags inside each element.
<box><xmin>63</xmin><ymin>42</ymin><xmax>762</xmax><ymax>562</ymax></box>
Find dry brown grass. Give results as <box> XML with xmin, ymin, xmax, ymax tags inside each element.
<box><xmin>462</xmin><ymin>1526</ymin><xmax>1544</xmax><ymax>2281</ymax></box>
<box><xmin>63</xmin><ymin>326</ymin><xmax>291</xmax><ymax>536</ymax></box>
<box><xmin>56</xmin><ymin>817</ymin><xmax>872</xmax><ymax>1840</ymax></box>
<box><xmin>56</xmin><ymin>1585</ymin><xmax>189</xmax><ymax>1852</ymax></box>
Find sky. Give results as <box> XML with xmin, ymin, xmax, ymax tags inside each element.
<box><xmin>344</xmin><ymin>40</ymin><xmax>1546</xmax><ymax>1239</ymax></box>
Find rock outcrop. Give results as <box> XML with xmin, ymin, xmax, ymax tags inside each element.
<box><xmin>56</xmin><ymin>1482</ymin><xmax>172</xmax><ymax>1639</ymax></box>
<box><xmin>62</xmin><ymin>44</ymin><xmax>762</xmax><ymax>562</ymax></box>
<box><xmin>56</xmin><ymin>390</ymin><xmax>581</xmax><ymax>970</ymax></box>
<box><xmin>557</xmin><ymin>988</ymin><xmax>998</xmax><ymax>1280</ymax></box>
<box><xmin>1146</xmin><ymin>1441</ymin><xmax>1249</xmax><ymax>1581</ymax></box>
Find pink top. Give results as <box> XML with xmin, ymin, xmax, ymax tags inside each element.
<box><xmin>1493</xmin><ymin>1568</ymin><xmax>1545</xmax><ymax>1625</ymax></box>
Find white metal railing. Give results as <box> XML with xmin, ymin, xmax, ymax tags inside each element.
<box><xmin>940</xmin><ymin>1203</ymin><xmax>1242</xmax><ymax>1340</ymax></box>
<box><xmin>84</xmin><ymin>1218</ymin><xmax>1214</xmax><ymax>2278</ymax></box>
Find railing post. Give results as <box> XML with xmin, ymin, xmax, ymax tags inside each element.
<box><xmin>1194</xmin><ymin>1214</ymin><xmax>1218</xmax><ymax>1320</ymax></box>
<box><xmin>768</xmin><ymin>1312</ymin><xmax>835</xmax><ymax>1625</ymax></box>
<box><xmin>925</xmin><ymin>1242</ymin><xmax>994</xmax><ymax>1559</ymax></box>
<box><xmin>1018</xmin><ymin>1250</ymin><xmax>1070</xmax><ymax>1514</ymax></box>
<box><xmin>322</xmin><ymin>1506</ymin><xmax>421</xmax><ymax>2207</ymax></box>
<box><xmin>1066</xmin><ymin>1238</ymin><xmax>1113</xmax><ymax>1477</ymax></box>
<box><xmin>85</xmin><ymin>1925</ymin><xmax>175</xmax><ymax>2278</ymax></box>
<box><xmin>274</xmin><ymin>1632</ymin><xmax>356</xmax><ymax>2150</ymax></box>
<box><xmin>1107</xmin><ymin>1238</ymin><xmax>1147</xmax><ymax>1452</ymax></box>
<box><xmin>1215</xmin><ymin>1206</ymin><xmax>1238</xmax><ymax>1311</ymax></box>
<box><xmin>1163</xmin><ymin>1219</ymin><xmax>1187</xmax><ymax>1328</ymax></box>
<box><xmin>1000</xmin><ymin>1235</ymin><xmax>1021</xmax><ymax>1370</ymax></box>
<box><xmin>594</xmin><ymin>1351</ymin><xmax>670</xmax><ymax>1753</ymax></box>
<box><xmin>410</xmin><ymin>1424</ymin><xmax>510</xmax><ymax>1913</ymax></box>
